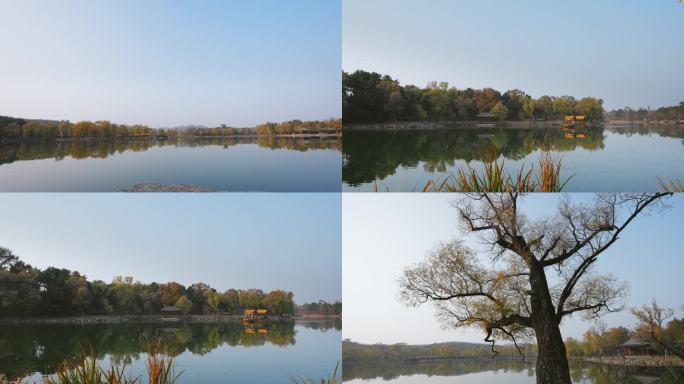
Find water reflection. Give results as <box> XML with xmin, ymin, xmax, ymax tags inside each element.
<box><xmin>343</xmin><ymin>126</ymin><xmax>607</xmax><ymax>186</ymax></box>
<box><xmin>342</xmin><ymin>359</ymin><xmax>684</xmax><ymax>383</ymax></box>
<box><xmin>0</xmin><ymin>137</ymin><xmax>341</xmax><ymax>166</ymax></box>
<box><xmin>0</xmin><ymin>319</ymin><xmax>341</xmax><ymax>379</ymax></box>
<box><xmin>342</xmin><ymin>124</ymin><xmax>684</xmax><ymax>191</ymax></box>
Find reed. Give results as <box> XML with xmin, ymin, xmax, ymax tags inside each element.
<box><xmin>417</xmin><ymin>153</ymin><xmax>569</xmax><ymax>192</ymax></box>
<box><xmin>145</xmin><ymin>346</ymin><xmax>181</xmax><ymax>384</ymax></box>
<box><xmin>536</xmin><ymin>153</ymin><xmax>573</xmax><ymax>192</ymax></box>
<box><xmin>658</xmin><ymin>177</ymin><xmax>684</xmax><ymax>192</ymax></box>
<box><xmin>14</xmin><ymin>344</ymin><xmax>181</xmax><ymax>384</ymax></box>
<box><xmin>291</xmin><ymin>362</ymin><xmax>340</xmax><ymax>384</ymax></box>
<box><xmin>43</xmin><ymin>347</ymin><xmax>105</xmax><ymax>384</ymax></box>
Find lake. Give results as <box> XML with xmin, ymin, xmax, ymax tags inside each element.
<box><xmin>0</xmin><ymin>319</ymin><xmax>341</xmax><ymax>383</ymax></box>
<box><xmin>342</xmin><ymin>359</ymin><xmax>684</xmax><ymax>383</ymax></box>
<box><xmin>342</xmin><ymin>124</ymin><xmax>684</xmax><ymax>192</ymax></box>
<box><xmin>0</xmin><ymin>136</ymin><xmax>341</xmax><ymax>192</ymax></box>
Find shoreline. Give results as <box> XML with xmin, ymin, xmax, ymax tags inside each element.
<box><xmin>581</xmin><ymin>356</ymin><xmax>684</xmax><ymax>367</ymax></box>
<box><xmin>343</xmin><ymin>120</ymin><xmax>681</xmax><ymax>131</ymax></box>
<box><xmin>344</xmin><ymin>356</ymin><xmax>684</xmax><ymax>368</ymax></box>
<box><xmin>0</xmin><ymin>133</ymin><xmax>341</xmax><ymax>144</ymax></box>
<box><xmin>0</xmin><ymin>314</ymin><xmax>341</xmax><ymax>325</ymax></box>
<box><xmin>344</xmin><ymin>120</ymin><xmax>589</xmax><ymax>131</ymax></box>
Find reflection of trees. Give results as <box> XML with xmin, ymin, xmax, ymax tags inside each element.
<box><xmin>0</xmin><ymin>320</ymin><xmax>332</xmax><ymax>378</ymax></box>
<box><xmin>342</xmin><ymin>127</ymin><xmax>606</xmax><ymax>186</ymax></box>
<box><xmin>606</xmin><ymin>124</ymin><xmax>684</xmax><ymax>144</ymax></box>
<box><xmin>569</xmin><ymin>362</ymin><xmax>684</xmax><ymax>384</ymax></box>
<box><xmin>297</xmin><ymin>318</ymin><xmax>342</xmax><ymax>332</ymax></box>
<box><xmin>0</xmin><ymin>138</ymin><xmax>341</xmax><ymax>166</ymax></box>
<box><xmin>342</xmin><ymin>360</ymin><xmax>684</xmax><ymax>383</ymax></box>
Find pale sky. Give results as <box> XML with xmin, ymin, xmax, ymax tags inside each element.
<box><xmin>343</xmin><ymin>0</ymin><xmax>684</xmax><ymax>110</ymax></box>
<box><xmin>0</xmin><ymin>193</ymin><xmax>341</xmax><ymax>304</ymax></box>
<box><xmin>0</xmin><ymin>0</ymin><xmax>341</xmax><ymax>127</ymax></box>
<box><xmin>343</xmin><ymin>193</ymin><xmax>684</xmax><ymax>345</ymax></box>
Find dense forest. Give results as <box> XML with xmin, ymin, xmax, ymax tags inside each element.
<box><xmin>0</xmin><ymin>247</ymin><xmax>341</xmax><ymax>318</ymax></box>
<box><xmin>343</xmin><ymin>70</ymin><xmax>604</xmax><ymax>123</ymax></box>
<box><xmin>0</xmin><ymin>115</ymin><xmax>341</xmax><ymax>141</ymax></box>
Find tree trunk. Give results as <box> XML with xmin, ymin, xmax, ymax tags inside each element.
<box><xmin>529</xmin><ymin>264</ymin><xmax>572</xmax><ymax>384</ymax></box>
<box><xmin>534</xmin><ymin>313</ymin><xmax>571</xmax><ymax>384</ymax></box>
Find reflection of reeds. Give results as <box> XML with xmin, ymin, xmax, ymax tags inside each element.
<box><xmin>374</xmin><ymin>153</ymin><xmax>571</xmax><ymax>192</ymax></box>
<box><xmin>658</xmin><ymin>177</ymin><xmax>684</xmax><ymax>192</ymax></box>
<box><xmin>291</xmin><ymin>362</ymin><xmax>340</xmax><ymax>384</ymax></box>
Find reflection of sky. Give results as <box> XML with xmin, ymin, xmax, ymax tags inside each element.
<box><xmin>343</xmin><ymin>131</ymin><xmax>684</xmax><ymax>192</ymax></box>
<box><xmin>343</xmin><ymin>194</ymin><xmax>684</xmax><ymax>345</ymax></box>
<box><xmin>0</xmin><ymin>193</ymin><xmax>341</xmax><ymax>303</ymax></box>
<box><xmin>344</xmin><ymin>0</ymin><xmax>684</xmax><ymax>110</ymax></box>
<box><xmin>0</xmin><ymin>0</ymin><xmax>341</xmax><ymax>127</ymax></box>
<box><xmin>0</xmin><ymin>144</ymin><xmax>342</xmax><ymax>192</ymax></box>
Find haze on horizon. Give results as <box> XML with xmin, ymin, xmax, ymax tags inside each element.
<box><xmin>343</xmin><ymin>194</ymin><xmax>684</xmax><ymax>346</ymax></box>
<box><xmin>0</xmin><ymin>0</ymin><xmax>341</xmax><ymax>128</ymax></box>
<box><xmin>343</xmin><ymin>0</ymin><xmax>684</xmax><ymax>110</ymax></box>
<box><xmin>0</xmin><ymin>194</ymin><xmax>342</xmax><ymax>304</ymax></box>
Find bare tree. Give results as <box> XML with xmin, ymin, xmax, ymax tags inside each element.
<box><xmin>399</xmin><ymin>192</ymin><xmax>671</xmax><ymax>384</ymax></box>
<box><xmin>632</xmin><ymin>301</ymin><xmax>684</xmax><ymax>359</ymax></box>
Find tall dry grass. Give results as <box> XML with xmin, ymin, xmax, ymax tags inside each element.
<box><xmin>425</xmin><ymin>153</ymin><xmax>571</xmax><ymax>192</ymax></box>
<box><xmin>658</xmin><ymin>177</ymin><xmax>684</xmax><ymax>192</ymax></box>
<box><xmin>291</xmin><ymin>362</ymin><xmax>340</xmax><ymax>384</ymax></box>
<box><xmin>11</xmin><ymin>345</ymin><xmax>180</xmax><ymax>384</ymax></box>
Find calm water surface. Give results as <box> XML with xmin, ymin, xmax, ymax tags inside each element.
<box><xmin>0</xmin><ymin>320</ymin><xmax>341</xmax><ymax>383</ymax></box>
<box><xmin>342</xmin><ymin>359</ymin><xmax>684</xmax><ymax>383</ymax></box>
<box><xmin>0</xmin><ymin>137</ymin><xmax>341</xmax><ymax>191</ymax></box>
<box><xmin>342</xmin><ymin>124</ymin><xmax>684</xmax><ymax>192</ymax></box>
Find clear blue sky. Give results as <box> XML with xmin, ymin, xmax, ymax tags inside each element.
<box><xmin>343</xmin><ymin>193</ymin><xmax>684</xmax><ymax>345</ymax></box>
<box><xmin>0</xmin><ymin>193</ymin><xmax>341</xmax><ymax>304</ymax></box>
<box><xmin>0</xmin><ymin>0</ymin><xmax>341</xmax><ymax>127</ymax></box>
<box><xmin>343</xmin><ymin>0</ymin><xmax>684</xmax><ymax>110</ymax></box>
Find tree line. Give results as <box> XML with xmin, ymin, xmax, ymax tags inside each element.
<box><xmin>296</xmin><ymin>300</ymin><xmax>342</xmax><ymax>316</ymax></box>
<box><xmin>565</xmin><ymin>301</ymin><xmax>684</xmax><ymax>359</ymax></box>
<box><xmin>342</xmin><ymin>340</ymin><xmax>532</xmax><ymax>362</ymax></box>
<box><xmin>255</xmin><ymin>119</ymin><xmax>341</xmax><ymax>136</ymax></box>
<box><xmin>343</xmin><ymin>70</ymin><xmax>604</xmax><ymax>123</ymax></box>
<box><xmin>0</xmin><ymin>247</ymin><xmax>338</xmax><ymax>318</ymax></box>
<box><xmin>606</xmin><ymin>101</ymin><xmax>684</xmax><ymax>122</ymax></box>
<box><xmin>0</xmin><ymin>115</ymin><xmax>341</xmax><ymax>141</ymax></box>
